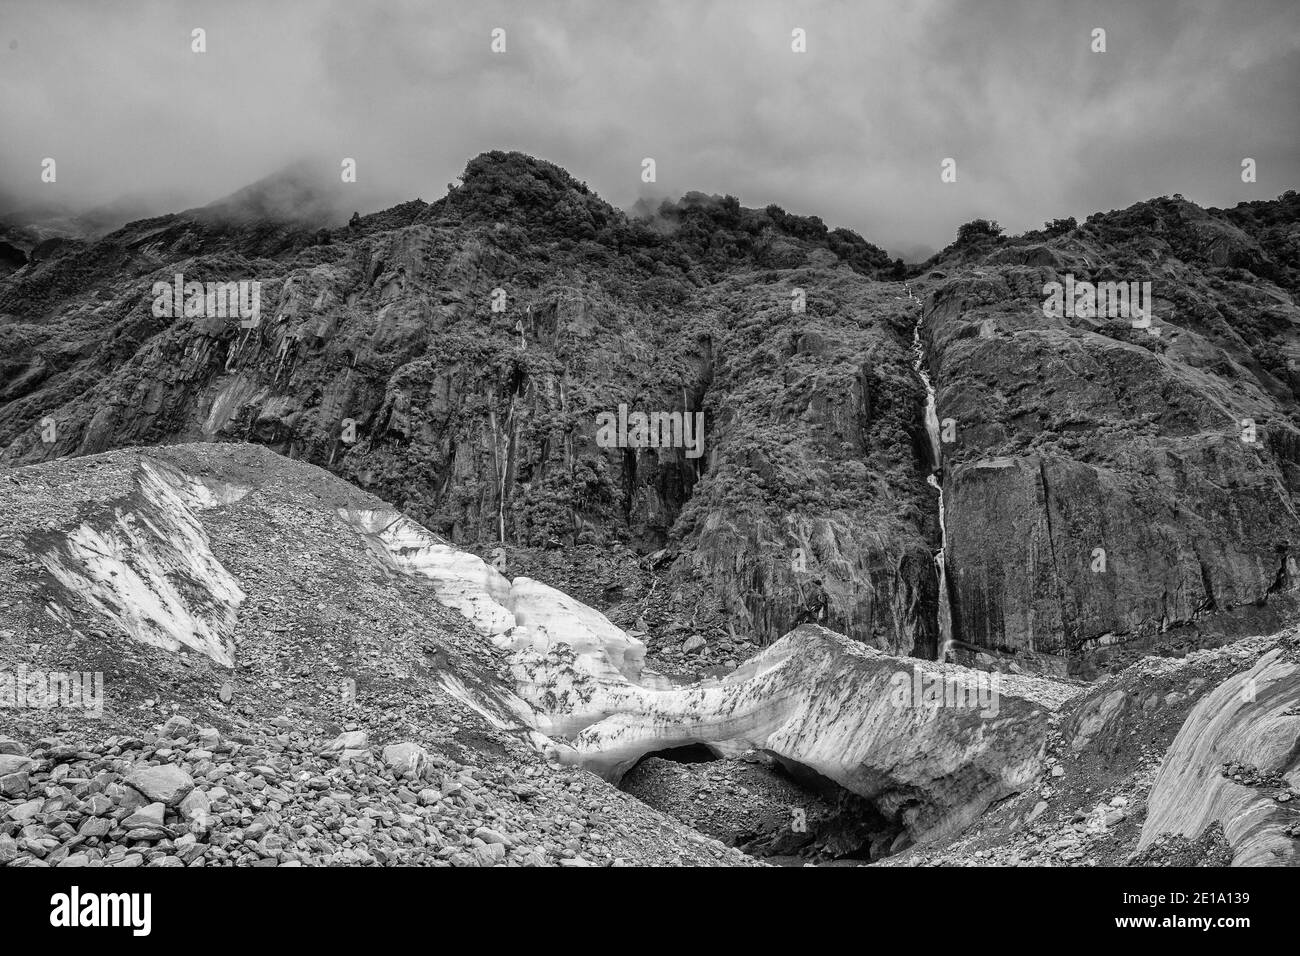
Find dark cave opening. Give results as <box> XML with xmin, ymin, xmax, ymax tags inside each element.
<box><xmin>635</xmin><ymin>743</ymin><xmax>720</xmax><ymax>765</ymax></box>
<box><xmin>618</xmin><ymin>747</ymin><xmax>913</xmax><ymax>865</ymax></box>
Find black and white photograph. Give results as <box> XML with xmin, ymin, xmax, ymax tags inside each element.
<box><xmin>0</xmin><ymin>0</ymin><xmax>1296</xmax><ymax>937</ymax></box>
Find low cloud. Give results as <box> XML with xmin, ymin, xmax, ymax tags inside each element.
<box><xmin>0</xmin><ymin>0</ymin><xmax>1295</xmax><ymax>256</ymax></box>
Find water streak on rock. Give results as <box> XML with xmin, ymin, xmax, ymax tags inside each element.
<box><xmin>911</xmin><ymin>290</ymin><xmax>953</xmax><ymax>661</ymax></box>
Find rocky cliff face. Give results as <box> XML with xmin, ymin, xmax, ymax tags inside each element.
<box><xmin>922</xmin><ymin>195</ymin><xmax>1300</xmax><ymax>669</ymax></box>
<box><xmin>0</xmin><ymin>152</ymin><xmax>937</xmax><ymax>659</ymax></box>
<box><xmin>2</xmin><ymin>155</ymin><xmax>1298</xmax><ymax>671</ymax></box>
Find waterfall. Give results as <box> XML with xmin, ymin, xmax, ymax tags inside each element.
<box><xmin>909</xmin><ymin>288</ymin><xmax>954</xmax><ymax>662</ymax></box>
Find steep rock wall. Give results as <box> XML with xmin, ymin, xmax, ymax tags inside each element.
<box><xmin>922</xmin><ymin>203</ymin><xmax>1300</xmax><ymax>662</ymax></box>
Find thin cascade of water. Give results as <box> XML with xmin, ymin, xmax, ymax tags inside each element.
<box><xmin>908</xmin><ymin>286</ymin><xmax>953</xmax><ymax>662</ymax></box>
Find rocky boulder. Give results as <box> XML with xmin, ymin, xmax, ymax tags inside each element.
<box><xmin>124</xmin><ymin>765</ymin><xmax>196</xmax><ymax>807</ymax></box>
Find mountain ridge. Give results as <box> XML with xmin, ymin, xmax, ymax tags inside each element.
<box><xmin>2</xmin><ymin>151</ymin><xmax>1298</xmax><ymax>674</ymax></box>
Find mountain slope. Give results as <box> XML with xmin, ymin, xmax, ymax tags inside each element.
<box><xmin>1</xmin><ymin>154</ymin><xmax>1298</xmax><ymax>673</ymax></box>
<box><xmin>2</xmin><ymin>442</ymin><xmax>1293</xmax><ymax>867</ymax></box>
<box><xmin>922</xmin><ymin>193</ymin><xmax>1300</xmax><ymax>672</ymax></box>
<box><xmin>0</xmin><ymin>152</ymin><xmax>938</xmax><ymax>663</ymax></box>
<box><xmin>0</xmin><ymin>443</ymin><xmax>755</xmax><ymax>867</ymax></box>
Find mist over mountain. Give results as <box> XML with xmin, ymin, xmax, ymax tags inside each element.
<box><xmin>3</xmin><ymin>0</ymin><xmax>1296</xmax><ymax>257</ymax></box>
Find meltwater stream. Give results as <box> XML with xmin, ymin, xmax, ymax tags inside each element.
<box><xmin>909</xmin><ymin>288</ymin><xmax>954</xmax><ymax>662</ymax></box>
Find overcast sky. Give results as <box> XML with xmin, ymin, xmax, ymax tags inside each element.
<box><xmin>1</xmin><ymin>0</ymin><xmax>1296</xmax><ymax>257</ymax></box>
